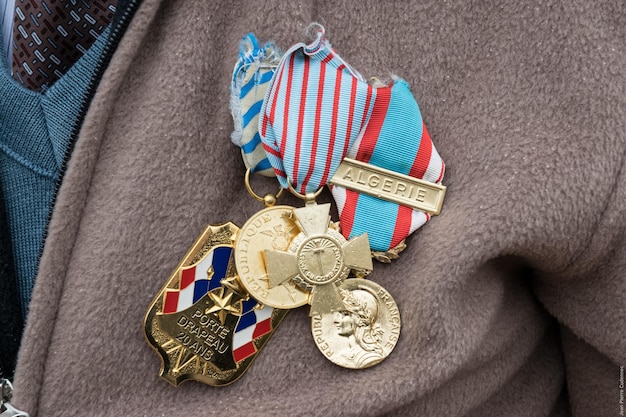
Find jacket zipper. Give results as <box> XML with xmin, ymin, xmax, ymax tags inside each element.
<box><xmin>1</xmin><ymin>379</ymin><xmax>28</xmax><ymax>416</ymax></box>
<box><xmin>36</xmin><ymin>0</ymin><xmax>142</xmax><ymax>276</ymax></box>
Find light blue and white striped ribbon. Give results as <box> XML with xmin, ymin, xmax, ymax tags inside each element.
<box><xmin>230</xmin><ymin>33</ymin><xmax>281</xmax><ymax>177</ymax></box>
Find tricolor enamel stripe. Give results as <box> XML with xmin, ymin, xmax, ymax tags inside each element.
<box><xmin>161</xmin><ymin>246</ymin><xmax>274</xmax><ymax>364</ymax></box>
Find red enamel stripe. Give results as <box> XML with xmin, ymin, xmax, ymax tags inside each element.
<box><xmin>162</xmin><ymin>291</ymin><xmax>179</xmax><ymax>314</ymax></box>
<box><xmin>252</xmin><ymin>318</ymin><xmax>272</xmax><ymax>338</ymax></box>
<box><xmin>409</xmin><ymin>122</ymin><xmax>432</xmax><ymax>179</ymax></box>
<box><xmin>319</xmin><ymin>67</ymin><xmax>344</xmax><ymax>187</ymax></box>
<box><xmin>292</xmin><ymin>58</ymin><xmax>310</xmax><ymax>187</ymax></box>
<box><xmin>180</xmin><ymin>267</ymin><xmax>196</xmax><ymax>290</ymax></box>
<box><xmin>233</xmin><ymin>342</ymin><xmax>256</xmax><ymax>363</ymax></box>
<box><xmin>302</xmin><ymin>55</ymin><xmax>330</xmax><ymax>190</ymax></box>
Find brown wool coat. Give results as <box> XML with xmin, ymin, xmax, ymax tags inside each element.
<box><xmin>13</xmin><ymin>0</ymin><xmax>626</xmax><ymax>416</ymax></box>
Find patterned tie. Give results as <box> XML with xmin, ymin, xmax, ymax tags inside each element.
<box><xmin>11</xmin><ymin>0</ymin><xmax>117</xmax><ymax>90</ymax></box>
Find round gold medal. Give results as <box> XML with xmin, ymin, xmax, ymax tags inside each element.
<box><xmin>234</xmin><ymin>205</ymin><xmax>310</xmax><ymax>309</ymax></box>
<box><xmin>311</xmin><ymin>278</ymin><xmax>401</xmax><ymax>369</ymax></box>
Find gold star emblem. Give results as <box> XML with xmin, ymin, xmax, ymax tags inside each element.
<box><xmin>205</xmin><ymin>265</ymin><xmax>215</xmax><ymax>280</ymax></box>
<box><xmin>205</xmin><ymin>287</ymin><xmax>240</xmax><ymax>325</ymax></box>
<box><xmin>220</xmin><ymin>275</ymin><xmax>249</xmax><ymax>302</ymax></box>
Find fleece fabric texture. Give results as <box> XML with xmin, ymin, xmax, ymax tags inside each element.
<box><xmin>0</xmin><ymin>27</ymin><xmax>110</xmax><ymax>314</ymax></box>
<box><xmin>12</xmin><ymin>1</ymin><xmax>626</xmax><ymax>416</ymax></box>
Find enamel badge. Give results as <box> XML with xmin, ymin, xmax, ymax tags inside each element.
<box><xmin>143</xmin><ymin>223</ymin><xmax>288</xmax><ymax>386</ymax></box>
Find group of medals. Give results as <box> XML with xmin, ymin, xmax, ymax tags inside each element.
<box><xmin>144</xmin><ymin>25</ymin><xmax>447</xmax><ymax>386</ymax></box>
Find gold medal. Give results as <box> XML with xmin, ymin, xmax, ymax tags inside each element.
<box><xmin>144</xmin><ymin>223</ymin><xmax>288</xmax><ymax>386</ymax></box>
<box><xmin>234</xmin><ymin>205</ymin><xmax>310</xmax><ymax>309</ymax></box>
<box><xmin>235</xmin><ymin>176</ymin><xmax>374</xmax><ymax>316</ymax></box>
<box><xmin>264</xmin><ymin>201</ymin><xmax>373</xmax><ymax>316</ymax></box>
<box><xmin>311</xmin><ymin>278</ymin><xmax>401</xmax><ymax>369</ymax></box>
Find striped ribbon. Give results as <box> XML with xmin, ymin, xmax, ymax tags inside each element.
<box><xmin>230</xmin><ymin>34</ymin><xmax>281</xmax><ymax>177</ymax></box>
<box><xmin>259</xmin><ymin>27</ymin><xmax>375</xmax><ymax>194</ymax></box>
<box><xmin>255</xmin><ymin>26</ymin><xmax>445</xmax><ymax>252</ymax></box>
<box><xmin>331</xmin><ymin>79</ymin><xmax>445</xmax><ymax>251</ymax></box>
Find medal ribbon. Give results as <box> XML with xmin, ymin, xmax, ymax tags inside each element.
<box><xmin>256</xmin><ymin>26</ymin><xmax>445</xmax><ymax>252</ymax></box>
<box><xmin>330</xmin><ymin>79</ymin><xmax>445</xmax><ymax>251</ymax></box>
<box><xmin>230</xmin><ymin>34</ymin><xmax>281</xmax><ymax>177</ymax></box>
<box><xmin>259</xmin><ymin>27</ymin><xmax>376</xmax><ymax>194</ymax></box>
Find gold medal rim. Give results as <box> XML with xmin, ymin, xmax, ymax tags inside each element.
<box><xmin>310</xmin><ymin>278</ymin><xmax>401</xmax><ymax>369</ymax></box>
<box><xmin>234</xmin><ymin>205</ymin><xmax>310</xmax><ymax>309</ymax></box>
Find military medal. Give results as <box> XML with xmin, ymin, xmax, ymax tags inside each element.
<box><xmin>143</xmin><ymin>223</ymin><xmax>289</xmax><ymax>386</ymax></box>
<box><xmin>143</xmin><ymin>34</ymin><xmax>288</xmax><ymax>387</ymax></box>
<box><xmin>144</xmin><ymin>24</ymin><xmax>448</xmax><ymax>381</ymax></box>
<box><xmin>327</xmin><ymin>75</ymin><xmax>447</xmax><ymax>259</ymax></box>
<box><xmin>238</xmin><ymin>26</ymin><xmax>409</xmax><ymax>368</ymax></box>
<box><xmin>263</xmin><ymin>200</ymin><xmax>373</xmax><ymax>315</ymax></box>
<box><xmin>234</xmin><ymin>204</ymin><xmax>309</xmax><ymax>309</ymax></box>
<box><xmin>230</xmin><ymin>30</ymin><xmax>374</xmax><ymax>318</ymax></box>
<box><xmin>312</xmin><ymin>278</ymin><xmax>401</xmax><ymax>369</ymax></box>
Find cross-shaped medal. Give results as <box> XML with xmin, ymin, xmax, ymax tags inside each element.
<box><xmin>264</xmin><ymin>203</ymin><xmax>373</xmax><ymax>316</ymax></box>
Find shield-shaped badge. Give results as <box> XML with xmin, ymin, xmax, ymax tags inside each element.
<box><xmin>144</xmin><ymin>223</ymin><xmax>288</xmax><ymax>386</ymax></box>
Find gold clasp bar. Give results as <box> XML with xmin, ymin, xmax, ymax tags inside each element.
<box><xmin>330</xmin><ymin>158</ymin><xmax>446</xmax><ymax>215</ymax></box>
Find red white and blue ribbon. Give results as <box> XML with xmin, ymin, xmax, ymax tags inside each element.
<box><xmin>331</xmin><ymin>79</ymin><xmax>445</xmax><ymax>251</ymax></box>
<box><xmin>259</xmin><ymin>27</ymin><xmax>375</xmax><ymax>194</ymax></box>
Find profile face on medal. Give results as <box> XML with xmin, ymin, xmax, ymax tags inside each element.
<box><xmin>335</xmin><ymin>288</ymin><xmax>380</xmax><ymax>336</ymax></box>
<box><xmin>333</xmin><ymin>287</ymin><xmax>385</xmax><ymax>367</ymax></box>
<box><xmin>311</xmin><ymin>279</ymin><xmax>401</xmax><ymax>369</ymax></box>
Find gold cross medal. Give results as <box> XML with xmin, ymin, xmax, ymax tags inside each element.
<box><xmin>235</xmin><ymin>191</ymin><xmax>400</xmax><ymax>370</ymax></box>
